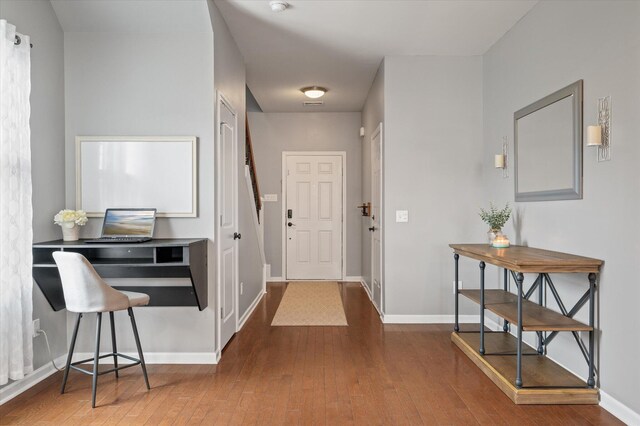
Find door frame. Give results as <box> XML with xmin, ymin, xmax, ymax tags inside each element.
<box><xmin>371</xmin><ymin>123</ymin><xmax>384</xmax><ymax>314</ymax></box>
<box><xmin>281</xmin><ymin>151</ymin><xmax>347</xmax><ymax>281</ymax></box>
<box><xmin>215</xmin><ymin>90</ymin><xmax>239</xmax><ymax>354</ymax></box>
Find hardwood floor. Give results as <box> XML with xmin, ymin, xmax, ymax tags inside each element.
<box><xmin>0</xmin><ymin>282</ymin><xmax>621</xmax><ymax>425</ymax></box>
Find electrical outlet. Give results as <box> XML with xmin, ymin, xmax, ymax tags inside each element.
<box><xmin>453</xmin><ymin>280</ymin><xmax>463</xmax><ymax>295</ymax></box>
<box><xmin>240</xmin><ymin>282</ymin><xmax>244</xmax><ymax>295</ymax></box>
<box><xmin>32</xmin><ymin>318</ymin><xmax>40</xmax><ymax>338</ymax></box>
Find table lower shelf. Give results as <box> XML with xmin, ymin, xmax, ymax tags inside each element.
<box><xmin>459</xmin><ymin>289</ymin><xmax>591</xmax><ymax>331</ymax></box>
<box><xmin>451</xmin><ymin>331</ymin><xmax>599</xmax><ymax>405</ymax></box>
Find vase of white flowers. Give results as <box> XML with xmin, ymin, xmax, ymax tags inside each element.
<box><xmin>479</xmin><ymin>203</ymin><xmax>511</xmax><ymax>245</ymax></box>
<box><xmin>54</xmin><ymin>209</ymin><xmax>88</xmax><ymax>241</ymax></box>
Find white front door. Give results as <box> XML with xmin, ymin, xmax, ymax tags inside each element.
<box><xmin>285</xmin><ymin>154</ymin><xmax>343</xmax><ymax>280</ymax></box>
<box><xmin>217</xmin><ymin>95</ymin><xmax>238</xmax><ymax>350</ymax></box>
<box><xmin>371</xmin><ymin>124</ymin><xmax>383</xmax><ymax>312</ymax></box>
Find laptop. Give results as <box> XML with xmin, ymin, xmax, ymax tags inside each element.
<box><xmin>85</xmin><ymin>208</ymin><xmax>156</xmax><ymax>244</ymax></box>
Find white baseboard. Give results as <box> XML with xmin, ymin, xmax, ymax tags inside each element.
<box><xmin>263</xmin><ymin>263</ymin><xmax>267</xmax><ymax>293</ymax></box>
<box><xmin>0</xmin><ymin>354</ymin><xmax>67</xmax><ymax>405</ymax></box>
<box><xmin>72</xmin><ymin>351</ymin><xmax>218</xmax><ymax>365</ymax></box>
<box><xmin>344</xmin><ymin>275</ymin><xmax>364</xmax><ymax>282</ymax></box>
<box><xmin>238</xmin><ymin>288</ymin><xmax>265</xmax><ymax>331</ymax></box>
<box><xmin>360</xmin><ymin>280</ymin><xmax>372</xmax><ymax>300</ymax></box>
<box><xmin>381</xmin><ymin>314</ymin><xmax>501</xmax><ymax>330</ymax></box>
<box><xmin>600</xmin><ymin>389</ymin><xmax>640</xmax><ymax>425</ymax></box>
<box><xmin>267</xmin><ymin>276</ymin><xmax>286</xmax><ymax>282</ymax></box>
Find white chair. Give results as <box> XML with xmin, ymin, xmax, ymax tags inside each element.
<box><xmin>52</xmin><ymin>251</ymin><xmax>151</xmax><ymax>408</ymax></box>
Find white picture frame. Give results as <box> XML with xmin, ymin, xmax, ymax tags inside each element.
<box><xmin>76</xmin><ymin>136</ymin><xmax>198</xmax><ymax>217</ymax></box>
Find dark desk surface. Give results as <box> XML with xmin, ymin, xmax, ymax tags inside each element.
<box><xmin>33</xmin><ymin>238</ymin><xmax>209</xmax><ymax>311</ymax></box>
<box><xmin>34</xmin><ymin>238</ymin><xmax>207</xmax><ymax>248</ymax></box>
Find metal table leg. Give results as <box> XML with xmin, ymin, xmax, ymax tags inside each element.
<box><xmin>537</xmin><ymin>273</ymin><xmax>544</xmax><ymax>354</ymax></box>
<box><xmin>503</xmin><ymin>268</ymin><xmax>509</xmax><ymax>332</ymax></box>
<box><xmin>479</xmin><ymin>261</ymin><xmax>486</xmax><ymax>355</ymax></box>
<box><xmin>515</xmin><ymin>272</ymin><xmax>524</xmax><ymax>388</ymax></box>
<box><xmin>588</xmin><ymin>273</ymin><xmax>596</xmax><ymax>388</ymax></box>
<box><xmin>454</xmin><ymin>254</ymin><xmax>459</xmax><ymax>332</ymax></box>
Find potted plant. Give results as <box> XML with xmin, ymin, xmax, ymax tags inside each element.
<box><xmin>479</xmin><ymin>203</ymin><xmax>511</xmax><ymax>245</ymax></box>
<box><xmin>54</xmin><ymin>209</ymin><xmax>88</xmax><ymax>241</ymax></box>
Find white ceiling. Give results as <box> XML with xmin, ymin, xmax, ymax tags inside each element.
<box><xmin>51</xmin><ymin>0</ymin><xmax>212</xmax><ymax>33</ymax></box>
<box><xmin>216</xmin><ymin>0</ymin><xmax>537</xmax><ymax>112</ymax></box>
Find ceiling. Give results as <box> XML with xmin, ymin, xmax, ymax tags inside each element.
<box><xmin>51</xmin><ymin>0</ymin><xmax>212</xmax><ymax>33</ymax></box>
<box><xmin>216</xmin><ymin>0</ymin><xmax>537</xmax><ymax>112</ymax></box>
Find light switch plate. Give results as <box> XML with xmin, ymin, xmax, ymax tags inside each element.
<box><xmin>395</xmin><ymin>210</ymin><xmax>409</xmax><ymax>222</ymax></box>
<box><xmin>263</xmin><ymin>194</ymin><xmax>278</xmax><ymax>202</ymax></box>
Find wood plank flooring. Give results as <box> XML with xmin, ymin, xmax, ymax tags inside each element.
<box><xmin>0</xmin><ymin>282</ymin><xmax>621</xmax><ymax>425</ymax></box>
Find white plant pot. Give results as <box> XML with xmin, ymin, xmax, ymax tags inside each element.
<box><xmin>61</xmin><ymin>223</ymin><xmax>80</xmax><ymax>241</ymax></box>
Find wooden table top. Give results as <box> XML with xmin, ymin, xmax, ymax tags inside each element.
<box><xmin>449</xmin><ymin>244</ymin><xmax>603</xmax><ymax>273</ymax></box>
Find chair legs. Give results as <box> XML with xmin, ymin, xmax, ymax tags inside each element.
<box><xmin>109</xmin><ymin>311</ymin><xmax>119</xmax><ymax>378</ymax></box>
<box><xmin>60</xmin><ymin>309</ymin><xmax>150</xmax><ymax>408</ymax></box>
<box><xmin>61</xmin><ymin>313</ymin><xmax>82</xmax><ymax>394</ymax></box>
<box><xmin>91</xmin><ymin>312</ymin><xmax>102</xmax><ymax>408</ymax></box>
<box><xmin>128</xmin><ymin>307</ymin><xmax>150</xmax><ymax>390</ymax></box>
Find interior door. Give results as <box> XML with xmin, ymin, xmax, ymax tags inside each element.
<box><xmin>285</xmin><ymin>154</ymin><xmax>343</xmax><ymax>280</ymax></box>
<box><xmin>217</xmin><ymin>96</ymin><xmax>238</xmax><ymax>350</ymax></box>
<box><xmin>371</xmin><ymin>124</ymin><xmax>383</xmax><ymax>312</ymax></box>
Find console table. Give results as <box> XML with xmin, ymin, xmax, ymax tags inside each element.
<box><xmin>450</xmin><ymin>244</ymin><xmax>603</xmax><ymax>404</ymax></box>
<box><xmin>33</xmin><ymin>239</ymin><xmax>208</xmax><ymax>311</ymax></box>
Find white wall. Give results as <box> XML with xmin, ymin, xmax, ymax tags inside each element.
<box><xmin>0</xmin><ymin>0</ymin><xmax>68</xmax><ymax>372</ymax></box>
<box><xmin>248</xmin><ymin>112</ymin><xmax>363</xmax><ymax>280</ymax></box>
<box><xmin>482</xmin><ymin>0</ymin><xmax>640</xmax><ymax>416</ymax></box>
<box><xmin>63</xmin><ymin>28</ymin><xmax>217</xmax><ymax>355</ymax></box>
<box><xmin>383</xmin><ymin>56</ymin><xmax>485</xmax><ymax>317</ymax></box>
<box><xmin>361</xmin><ymin>61</ymin><xmax>384</xmax><ymax>299</ymax></box>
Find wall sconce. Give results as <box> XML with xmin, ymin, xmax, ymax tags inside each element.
<box><xmin>587</xmin><ymin>96</ymin><xmax>611</xmax><ymax>161</ymax></box>
<box><xmin>495</xmin><ymin>136</ymin><xmax>508</xmax><ymax>178</ymax></box>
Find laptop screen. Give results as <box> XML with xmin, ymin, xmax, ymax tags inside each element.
<box><xmin>101</xmin><ymin>209</ymin><xmax>156</xmax><ymax>237</ymax></box>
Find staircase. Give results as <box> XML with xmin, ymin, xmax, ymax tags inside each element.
<box><xmin>244</xmin><ymin>115</ymin><xmax>265</xmax><ymax>263</ymax></box>
<box><xmin>245</xmin><ymin>116</ymin><xmax>261</xmax><ymax>222</ymax></box>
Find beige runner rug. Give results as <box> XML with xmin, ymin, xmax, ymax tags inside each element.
<box><xmin>271</xmin><ymin>282</ymin><xmax>348</xmax><ymax>326</ymax></box>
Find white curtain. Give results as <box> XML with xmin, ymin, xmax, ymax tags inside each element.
<box><xmin>0</xmin><ymin>19</ymin><xmax>33</xmax><ymax>386</ymax></box>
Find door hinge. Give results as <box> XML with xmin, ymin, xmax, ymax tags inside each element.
<box><xmin>220</xmin><ymin>121</ymin><xmax>227</xmax><ymax>133</ymax></box>
<box><xmin>220</xmin><ymin>307</ymin><xmax>224</xmax><ymax>319</ymax></box>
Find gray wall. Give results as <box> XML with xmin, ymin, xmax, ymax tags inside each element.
<box><xmin>383</xmin><ymin>56</ymin><xmax>485</xmax><ymax>316</ymax></box>
<box><xmin>63</xmin><ymin>27</ymin><xmax>217</xmax><ymax>354</ymax></box>
<box><xmin>361</xmin><ymin>61</ymin><xmax>384</xmax><ymax>297</ymax></box>
<box><xmin>482</xmin><ymin>0</ymin><xmax>640</xmax><ymax>414</ymax></box>
<box><xmin>208</xmin><ymin>0</ymin><xmax>263</xmax><ymax>321</ymax></box>
<box><xmin>248</xmin><ymin>112</ymin><xmax>363</xmax><ymax>279</ymax></box>
<box><xmin>0</xmin><ymin>0</ymin><xmax>68</xmax><ymax>372</ymax></box>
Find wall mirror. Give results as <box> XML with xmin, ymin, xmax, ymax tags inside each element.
<box><xmin>514</xmin><ymin>80</ymin><xmax>583</xmax><ymax>201</ymax></box>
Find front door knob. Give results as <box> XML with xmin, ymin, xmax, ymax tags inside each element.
<box><xmin>368</xmin><ymin>226</ymin><xmax>376</xmax><ymax>232</ymax></box>
<box><xmin>287</xmin><ymin>222</ymin><xmax>295</xmax><ymax>227</ymax></box>
<box><xmin>233</xmin><ymin>232</ymin><xmax>242</xmax><ymax>240</ymax></box>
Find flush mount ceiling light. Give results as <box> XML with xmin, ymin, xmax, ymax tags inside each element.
<box><xmin>269</xmin><ymin>0</ymin><xmax>288</xmax><ymax>12</ymax></box>
<box><xmin>301</xmin><ymin>86</ymin><xmax>327</xmax><ymax>99</ymax></box>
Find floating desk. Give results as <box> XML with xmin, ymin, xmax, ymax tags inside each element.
<box><xmin>33</xmin><ymin>239</ymin><xmax>208</xmax><ymax>311</ymax></box>
<box><xmin>450</xmin><ymin>244</ymin><xmax>603</xmax><ymax>404</ymax></box>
